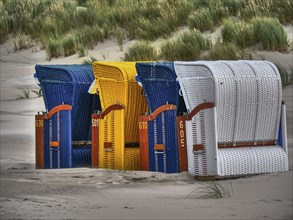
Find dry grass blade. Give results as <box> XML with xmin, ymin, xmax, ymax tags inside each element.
<box><xmin>81</xmin><ymin>57</ymin><xmax>98</xmax><ymax>64</ymax></box>
<box><xmin>18</xmin><ymin>89</ymin><xmax>30</xmax><ymax>99</ymax></box>
<box><xmin>186</xmin><ymin>178</ymin><xmax>233</xmax><ymax>199</ymax></box>
<box><xmin>31</xmin><ymin>89</ymin><xmax>42</xmax><ymax>97</ymax></box>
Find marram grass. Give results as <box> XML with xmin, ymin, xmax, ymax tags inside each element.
<box><xmin>160</xmin><ymin>30</ymin><xmax>211</xmax><ymax>61</ymax></box>
<box><xmin>186</xmin><ymin>178</ymin><xmax>233</xmax><ymax>199</ymax></box>
<box><xmin>222</xmin><ymin>17</ymin><xmax>289</xmax><ymax>52</ymax></box>
<box><xmin>124</xmin><ymin>41</ymin><xmax>158</xmax><ymax>61</ymax></box>
<box><xmin>252</xmin><ymin>17</ymin><xmax>288</xmax><ymax>52</ymax></box>
<box><xmin>0</xmin><ymin>0</ymin><xmax>292</xmax><ymax>58</ymax></box>
<box><xmin>209</xmin><ymin>42</ymin><xmax>244</xmax><ymax>60</ymax></box>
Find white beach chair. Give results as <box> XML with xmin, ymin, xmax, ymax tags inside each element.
<box><xmin>174</xmin><ymin>60</ymin><xmax>288</xmax><ymax>177</ymax></box>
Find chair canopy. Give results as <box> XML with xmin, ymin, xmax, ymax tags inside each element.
<box><xmin>175</xmin><ymin>60</ymin><xmax>282</xmax><ymax>143</ymax></box>
<box><xmin>136</xmin><ymin>62</ymin><xmax>186</xmax><ymax>114</ymax></box>
<box><xmin>90</xmin><ymin>62</ymin><xmax>147</xmax><ymax>143</ymax></box>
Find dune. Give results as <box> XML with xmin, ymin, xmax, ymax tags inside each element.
<box><xmin>0</xmin><ymin>27</ymin><xmax>292</xmax><ymax>219</ymax></box>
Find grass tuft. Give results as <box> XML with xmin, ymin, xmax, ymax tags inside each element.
<box><xmin>77</xmin><ymin>45</ymin><xmax>87</xmax><ymax>58</ymax></box>
<box><xmin>222</xmin><ymin>0</ymin><xmax>243</xmax><ymax>16</ymax></box>
<box><xmin>160</xmin><ymin>30</ymin><xmax>211</xmax><ymax>61</ymax></box>
<box><xmin>14</xmin><ymin>34</ymin><xmax>32</xmax><ymax>51</ymax></box>
<box><xmin>44</xmin><ymin>37</ymin><xmax>62</xmax><ymax>61</ymax></box>
<box><xmin>275</xmin><ymin>64</ymin><xmax>293</xmax><ymax>87</ymax></box>
<box><xmin>137</xmin><ymin>18</ymin><xmax>172</xmax><ymax>41</ymax></box>
<box><xmin>115</xmin><ymin>27</ymin><xmax>126</xmax><ymax>51</ymax></box>
<box><xmin>0</xmin><ymin>9</ymin><xmax>9</xmax><ymax>43</ymax></box>
<box><xmin>252</xmin><ymin>17</ymin><xmax>288</xmax><ymax>52</ymax></box>
<box><xmin>62</xmin><ymin>34</ymin><xmax>76</xmax><ymax>57</ymax></box>
<box><xmin>81</xmin><ymin>56</ymin><xmax>98</xmax><ymax>65</ymax></box>
<box><xmin>188</xmin><ymin>8</ymin><xmax>215</xmax><ymax>32</ymax></box>
<box><xmin>240</xmin><ymin>0</ymin><xmax>293</xmax><ymax>25</ymax></box>
<box><xmin>124</xmin><ymin>41</ymin><xmax>158</xmax><ymax>61</ymax></box>
<box><xmin>221</xmin><ymin>18</ymin><xmax>255</xmax><ymax>49</ymax></box>
<box><xmin>186</xmin><ymin>178</ymin><xmax>233</xmax><ymax>199</ymax></box>
<box><xmin>209</xmin><ymin>42</ymin><xmax>244</xmax><ymax>60</ymax></box>
<box><xmin>222</xmin><ymin>17</ymin><xmax>289</xmax><ymax>52</ymax></box>
<box><xmin>18</xmin><ymin>89</ymin><xmax>30</xmax><ymax>99</ymax></box>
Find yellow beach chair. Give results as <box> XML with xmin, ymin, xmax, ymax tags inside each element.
<box><xmin>90</xmin><ymin>62</ymin><xmax>147</xmax><ymax>170</ymax></box>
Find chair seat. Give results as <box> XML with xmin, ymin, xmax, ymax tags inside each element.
<box><xmin>217</xmin><ymin>146</ymin><xmax>288</xmax><ymax>176</ymax></box>
<box><xmin>72</xmin><ymin>146</ymin><xmax>91</xmax><ymax>168</ymax></box>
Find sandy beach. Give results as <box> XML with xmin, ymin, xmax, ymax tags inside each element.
<box><xmin>0</xmin><ymin>31</ymin><xmax>292</xmax><ymax>219</ymax></box>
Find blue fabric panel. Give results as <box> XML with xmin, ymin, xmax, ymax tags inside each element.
<box><xmin>44</xmin><ymin>119</ymin><xmax>51</xmax><ymax>169</ymax></box>
<box><xmin>60</xmin><ymin>110</ymin><xmax>72</xmax><ymax>168</ymax></box>
<box><xmin>278</xmin><ymin>118</ymin><xmax>283</xmax><ymax>147</ymax></box>
<box><xmin>147</xmin><ymin>111</ymin><xmax>179</xmax><ymax>173</ymax></box>
<box><xmin>136</xmin><ymin>62</ymin><xmax>186</xmax><ymax>114</ymax></box>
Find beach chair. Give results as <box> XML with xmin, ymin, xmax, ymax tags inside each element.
<box><xmin>89</xmin><ymin>62</ymin><xmax>147</xmax><ymax>170</ymax></box>
<box><xmin>136</xmin><ymin>62</ymin><xmax>187</xmax><ymax>173</ymax></box>
<box><xmin>174</xmin><ymin>60</ymin><xmax>288</xmax><ymax>177</ymax></box>
<box><xmin>35</xmin><ymin>65</ymin><xmax>100</xmax><ymax>169</ymax></box>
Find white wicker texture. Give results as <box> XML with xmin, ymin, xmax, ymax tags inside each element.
<box><xmin>186</xmin><ymin>107</ymin><xmax>219</xmax><ymax>176</ymax></box>
<box><xmin>186</xmin><ymin>120</ymin><xmax>196</xmax><ymax>175</ymax></box>
<box><xmin>281</xmin><ymin>104</ymin><xmax>288</xmax><ymax>155</ymax></box>
<box><xmin>175</xmin><ymin>60</ymin><xmax>288</xmax><ymax>176</ymax></box>
<box><xmin>241</xmin><ymin>61</ymin><xmax>282</xmax><ymax>141</ymax></box>
<box><xmin>217</xmin><ymin>146</ymin><xmax>288</xmax><ymax>176</ymax></box>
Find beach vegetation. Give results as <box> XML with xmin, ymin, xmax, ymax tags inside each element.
<box><xmin>160</xmin><ymin>30</ymin><xmax>211</xmax><ymax>61</ymax></box>
<box><xmin>0</xmin><ymin>0</ymin><xmax>291</xmax><ymax>58</ymax></box>
<box><xmin>124</xmin><ymin>41</ymin><xmax>158</xmax><ymax>61</ymax></box>
<box><xmin>186</xmin><ymin>178</ymin><xmax>233</xmax><ymax>199</ymax></box>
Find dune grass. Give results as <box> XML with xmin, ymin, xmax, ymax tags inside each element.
<box><xmin>209</xmin><ymin>42</ymin><xmax>245</xmax><ymax>60</ymax></box>
<box><xmin>222</xmin><ymin>17</ymin><xmax>289</xmax><ymax>52</ymax></box>
<box><xmin>252</xmin><ymin>17</ymin><xmax>288</xmax><ymax>52</ymax></box>
<box><xmin>160</xmin><ymin>30</ymin><xmax>211</xmax><ymax>61</ymax></box>
<box><xmin>44</xmin><ymin>37</ymin><xmax>62</xmax><ymax>61</ymax></box>
<box><xmin>276</xmin><ymin>64</ymin><xmax>293</xmax><ymax>87</ymax></box>
<box><xmin>115</xmin><ymin>27</ymin><xmax>126</xmax><ymax>51</ymax></box>
<box><xmin>0</xmin><ymin>0</ymin><xmax>292</xmax><ymax>59</ymax></box>
<box><xmin>188</xmin><ymin>8</ymin><xmax>215</xmax><ymax>32</ymax></box>
<box><xmin>187</xmin><ymin>0</ymin><xmax>236</xmax><ymax>33</ymax></box>
<box><xmin>124</xmin><ymin>41</ymin><xmax>158</xmax><ymax>61</ymax></box>
<box><xmin>13</xmin><ymin>34</ymin><xmax>32</xmax><ymax>51</ymax></box>
<box><xmin>62</xmin><ymin>34</ymin><xmax>76</xmax><ymax>57</ymax></box>
<box><xmin>0</xmin><ymin>0</ymin><xmax>195</xmax><ymax>47</ymax></box>
<box><xmin>186</xmin><ymin>178</ymin><xmax>233</xmax><ymax>199</ymax></box>
<box><xmin>77</xmin><ymin>45</ymin><xmax>87</xmax><ymax>58</ymax></box>
<box><xmin>137</xmin><ymin>18</ymin><xmax>173</xmax><ymax>41</ymax></box>
<box><xmin>0</xmin><ymin>7</ymin><xmax>9</xmax><ymax>43</ymax></box>
<box><xmin>73</xmin><ymin>25</ymin><xmax>105</xmax><ymax>49</ymax></box>
<box><xmin>240</xmin><ymin>0</ymin><xmax>293</xmax><ymax>25</ymax></box>
<box><xmin>221</xmin><ymin>18</ymin><xmax>255</xmax><ymax>49</ymax></box>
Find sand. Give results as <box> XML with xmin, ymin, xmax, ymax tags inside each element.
<box><xmin>0</xmin><ymin>29</ymin><xmax>292</xmax><ymax>219</ymax></box>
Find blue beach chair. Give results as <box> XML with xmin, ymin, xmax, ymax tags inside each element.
<box><xmin>136</xmin><ymin>62</ymin><xmax>187</xmax><ymax>173</ymax></box>
<box><xmin>35</xmin><ymin>65</ymin><xmax>100</xmax><ymax>168</ymax></box>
